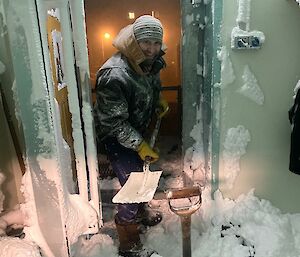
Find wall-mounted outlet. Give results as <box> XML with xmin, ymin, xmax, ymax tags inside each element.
<box><xmin>249</xmin><ymin>36</ymin><xmax>261</xmax><ymax>48</ymax></box>
<box><xmin>234</xmin><ymin>36</ymin><xmax>249</xmax><ymax>49</ymax></box>
<box><xmin>233</xmin><ymin>35</ymin><xmax>262</xmax><ymax>50</ymax></box>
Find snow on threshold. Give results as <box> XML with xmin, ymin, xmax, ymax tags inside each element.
<box><xmin>77</xmin><ymin>188</ymin><xmax>300</xmax><ymax>257</ymax></box>
<box><xmin>2</xmin><ymin>188</ymin><xmax>300</xmax><ymax>257</ymax></box>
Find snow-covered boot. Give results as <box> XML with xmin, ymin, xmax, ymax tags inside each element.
<box><xmin>136</xmin><ymin>204</ymin><xmax>162</xmax><ymax>227</ymax></box>
<box><xmin>115</xmin><ymin>216</ymin><xmax>157</xmax><ymax>257</ymax></box>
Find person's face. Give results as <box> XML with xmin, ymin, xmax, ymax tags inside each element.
<box><xmin>138</xmin><ymin>39</ymin><xmax>162</xmax><ymax>61</ymax></box>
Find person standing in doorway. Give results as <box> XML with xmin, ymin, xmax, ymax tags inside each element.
<box><xmin>93</xmin><ymin>15</ymin><xmax>169</xmax><ymax>257</ymax></box>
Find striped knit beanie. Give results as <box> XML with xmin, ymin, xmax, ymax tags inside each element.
<box><xmin>133</xmin><ymin>15</ymin><xmax>163</xmax><ymax>43</ymax></box>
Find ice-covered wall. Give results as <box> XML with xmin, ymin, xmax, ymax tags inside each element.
<box><xmin>217</xmin><ymin>0</ymin><xmax>300</xmax><ymax>212</ymax></box>
<box><xmin>181</xmin><ymin>0</ymin><xmax>214</xmax><ymax>189</ymax></box>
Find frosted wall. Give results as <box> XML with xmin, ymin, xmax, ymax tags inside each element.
<box><xmin>218</xmin><ymin>0</ymin><xmax>300</xmax><ymax>213</ymax></box>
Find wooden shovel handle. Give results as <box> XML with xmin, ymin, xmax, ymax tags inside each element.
<box><xmin>153</xmin><ymin>186</ymin><xmax>201</xmax><ymax>200</ymax></box>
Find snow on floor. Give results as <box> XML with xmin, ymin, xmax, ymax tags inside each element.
<box><xmin>1</xmin><ymin>178</ymin><xmax>300</xmax><ymax>257</ymax></box>
<box><xmin>3</xmin><ymin>185</ymin><xmax>300</xmax><ymax>257</ymax></box>
<box><xmin>0</xmin><ymin>237</ymin><xmax>42</xmax><ymax>257</ymax></box>
<box><xmin>2</xmin><ymin>135</ymin><xmax>300</xmax><ymax>257</ymax></box>
<box><xmin>72</xmin><ymin>185</ymin><xmax>300</xmax><ymax>257</ymax></box>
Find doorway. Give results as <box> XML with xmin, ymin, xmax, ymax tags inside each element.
<box><xmin>84</xmin><ymin>0</ymin><xmax>183</xmax><ymax>177</ymax></box>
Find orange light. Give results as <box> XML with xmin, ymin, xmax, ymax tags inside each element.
<box><xmin>104</xmin><ymin>33</ymin><xmax>111</xmax><ymax>39</ymax></box>
<box><xmin>128</xmin><ymin>12</ymin><xmax>135</xmax><ymax>19</ymax></box>
<box><xmin>151</xmin><ymin>11</ymin><xmax>159</xmax><ymax>18</ymax></box>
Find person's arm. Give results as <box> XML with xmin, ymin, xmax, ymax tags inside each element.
<box><xmin>94</xmin><ymin>70</ymin><xmax>160</xmax><ymax>162</ymax></box>
<box><xmin>94</xmin><ymin>73</ymin><xmax>143</xmax><ymax>150</ymax></box>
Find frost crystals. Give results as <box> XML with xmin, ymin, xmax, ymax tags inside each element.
<box><xmin>223</xmin><ymin>125</ymin><xmax>251</xmax><ymax>189</ymax></box>
<box><xmin>237</xmin><ymin>65</ymin><xmax>264</xmax><ymax>105</ymax></box>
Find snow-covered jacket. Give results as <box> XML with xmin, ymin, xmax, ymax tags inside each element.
<box><xmin>93</xmin><ymin>24</ymin><xmax>166</xmax><ymax>150</ymax></box>
<box><xmin>289</xmin><ymin>88</ymin><xmax>300</xmax><ymax>174</ymax></box>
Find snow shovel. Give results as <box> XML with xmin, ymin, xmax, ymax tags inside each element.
<box><xmin>112</xmin><ymin>118</ymin><xmax>163</xmax><ymax>203</ymax></box>
<box><xmin>165</xmin><ymin>186</ymin><xmax>202</xmax><ymax>257</ymax></box>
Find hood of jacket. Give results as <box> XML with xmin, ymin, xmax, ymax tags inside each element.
<box><xmin>112</xmin><ymin>24</ymin><xmax>167</xmax><ymax>75</ymax></box>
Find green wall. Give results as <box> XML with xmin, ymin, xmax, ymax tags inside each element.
<box><xmin>217</xmin><ymin>0</ymin><xmax>300</xmax><ymax>213</ymax></box>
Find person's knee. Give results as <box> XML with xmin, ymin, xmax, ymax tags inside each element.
<box><xmin>117</xmin><ymin>204</ymin><xmax>139</xmax><ymax>223</ymax></box>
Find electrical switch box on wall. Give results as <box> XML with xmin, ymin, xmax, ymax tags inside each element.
<box><xmin>231</xmin><ymin>0</ymin><xmax>265</xmax><ymax>51</ymax></box>
<box><xmin>231</xmin><ymin>27</ymin><xmax>265</xmax><ymax>50</ymax></box>
<box><xmin>233</xmin><ymin>35</ymin><xmax>262</xmax><ymax>49</ymax></box>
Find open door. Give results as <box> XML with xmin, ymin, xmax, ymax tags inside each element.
<box><xmin>84</xmin><ymin>0</ymin><xmax>183</xmax><ymax>180</ymax></box>
<box><xmin>3</xmin><ymin>0</ymin><xmax>101</xmax><ymax>256</ymax></box>
<box><xmin>46</xmin><ymin>11</ymin><xmax>77</xmax><ymax>186</ymax></box>
<box><xmin>47</xmin><ymin>14</ymin><xmax>73</xmax><ymax>151</ymax></box>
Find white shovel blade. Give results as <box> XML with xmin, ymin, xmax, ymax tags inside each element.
<box><xmin>112</xmin><ymin>170</ymin><xmax>162</xmax><ymax>203</ymax></box>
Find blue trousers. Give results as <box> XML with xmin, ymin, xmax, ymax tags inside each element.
<box><xmin>103</xmin><ymin>137</ymin><xmax>143</xmax><ymax>223</ymax></box>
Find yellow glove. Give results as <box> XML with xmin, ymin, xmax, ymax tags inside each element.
<box><xmin>157</xmin><ymin>97</ymin><xmax>170</xmax><ymax>118</ymax></box>
<box><xmin>137</xmin><ymin>141</ymin><xmax>159</xmax><ymax>163</ymax></box>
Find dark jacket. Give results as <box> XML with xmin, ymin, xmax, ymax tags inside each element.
<box><xmin>93</xmin><ymin>24</ymin><xmax>166</xmax><ymax>150</ymax></box>
<box><xmin>289</xmin><ymin>88</ymin><xmax>300</xmax><ymax>174</ymax></box>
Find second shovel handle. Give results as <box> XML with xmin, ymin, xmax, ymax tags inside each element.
<box><xmin>166</xmin><ymin>186</ymin><xmax>201</xmax><ymax>200</ymax></box>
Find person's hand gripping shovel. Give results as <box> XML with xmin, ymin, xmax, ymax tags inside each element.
<box><xmin>112</xmin><ymin>117</ymin><xmax>163</xmax><ymax>204</ymax></box>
